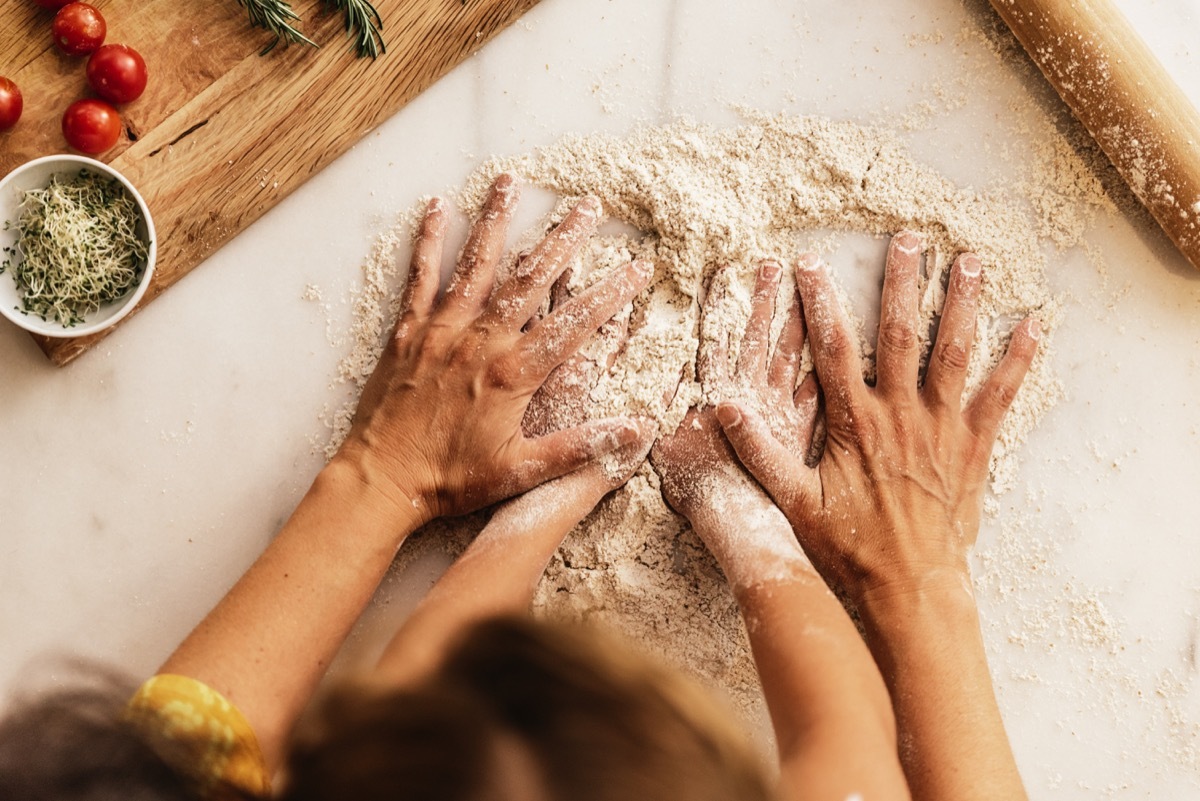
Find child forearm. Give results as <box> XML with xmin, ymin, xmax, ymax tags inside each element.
<box><xmin>688</xmin><ymin>498</ymin><xmax>909</xmax><ymax>801</ymax></box>
<box><xmin>371</xmin><ymin>440</ymin><xmax>653</xmax><ymax>688</ymax></box>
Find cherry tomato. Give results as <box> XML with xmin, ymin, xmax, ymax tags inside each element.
<box><xmin>87</xmin><ymin>44</ymin><xmax>147</xmax><ymax>104</ymax></box>
<box><xmin>0</xmin><ymin>77</ymin><xmax>22</xmax><ymax>132</ymax></box>
<box><xmin>33</xmin><ymin>0</ymin><xmax>74</xmax><ymax>9</ymax></box>
<box><xmin>62</xmin><ymin>98</ymin><xmax>121</xmax><ymax>154</ymax></box>
<box><xmin>52</xmin><ymin>3</ymin><xmax>106</xmax><ymax>57</ymax></box>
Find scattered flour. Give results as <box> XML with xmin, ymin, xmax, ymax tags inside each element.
<box><xmin>317</xmin><ymin>111</ymin><xmax>1071</xmax><ymax>723</ymax></box>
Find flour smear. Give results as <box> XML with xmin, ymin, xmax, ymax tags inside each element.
<box><xmin>320</xmin><ymin>112</ymin><xmax>1068</xmax><ymax>723</ymax></box>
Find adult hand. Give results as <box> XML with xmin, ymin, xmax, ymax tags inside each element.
<box><xmin>340</xmin><ymin>174</ymin><xmax>653</xmax><ymax>524</ymax></box>
<box><xmin>522</xmin><ymin>267</ymin><xmax>656</xmax><ymax>492</ymax></box>
<box><xmin>715</xmin><ymin>231</ymin><xmax>1040</xmax><ymax>602</ymax></box>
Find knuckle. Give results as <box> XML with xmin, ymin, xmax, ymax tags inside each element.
<box><xmin>487</xmin><ymin>350</ymin><xmax>532</xmax><ymax>390</ymax></box>
<box><xmin>819</xmin><ymin>326</ymin><xmax>853</xmax><ymax>360</ymax></box>
<box><xmin>879</xmin><ymin>320</ymin><xmax>917</xmax><ymax>352</ymax></box>
<box><xmin>936</xmin><ymin>340</ymin><xmax>970</xmax><ymax>371</ymax></box>
<box><xmin>987</xmin><ymin>381</ymin><xmax>1018</xmax><ymax>411</ymax></box>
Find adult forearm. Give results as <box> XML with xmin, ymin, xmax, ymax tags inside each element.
<box><xmin>159</xmin><ymin>455</ymin><xmax>424</xmax><ymax>770</ymax></box>
<box><xmin>858</xmin><ymin>575</ymin><xmax>1027</xmax><ymax>801</ymax></box>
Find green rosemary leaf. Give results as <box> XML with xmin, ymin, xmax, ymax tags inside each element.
<box><xmin>236</xmin><ymin>0</ymin><xmax>318</xmax><ymax>56</ymax></box>
<box><xmin>323</xmin><ymin>0</ymin><xmax>387</xmax><ymax>59</ymax></box>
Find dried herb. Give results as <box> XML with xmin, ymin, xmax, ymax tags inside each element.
<box><xmin>1</xmin><ymin>171</ymin><xmax>148</xmax><ymax>327</ymax></box>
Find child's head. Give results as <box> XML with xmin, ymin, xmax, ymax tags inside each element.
<box><xmin>284</xmin><ymin>616</ymin><xmax>772</xmax><ymax>801</ymax></box>
<box><xmin>0</xmin><ymin>618</ymin><xmax>772</xmax><ymax>801</ymax></box>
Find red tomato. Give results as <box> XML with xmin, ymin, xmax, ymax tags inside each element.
<box><xmin>86</xmin><ymin>44</ymin><xmax>147</xmax><ymax>104</ymax></box>
<box><xmin>62</xmin><ymin>98</ymin><xmax>121</xmax><ymax>154</ymax></box>
<box><xmin>33</xmin><ymin>0</ymin><xmax>74</xmax><ymax>9</ymax></box>
<box><xmin>52</xmin><ymin>3</ymin><xmax>106</xmax><ymax>56</ymax></box>
<box><xmin>0</xmin><ymin>77</ymin><xmax>21</xmax><ymax>132</ymax></box>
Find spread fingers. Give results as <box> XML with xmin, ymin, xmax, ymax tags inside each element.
<box><xmin>735</xmin><ymin>260</ymin><xmax>783</xmax><ymax>381</ymax></box>
<box><xmin>441</xmin><ymin>173</ymin><xmax>519</xmax><ymax>317</ymax></box>
<box><xmin>481</xmin><ymin>196</ymin><xmax>603</xmax><ymax>330</ymax></box>
<box><xmin>923</xmin><ymin>252</ymin><xmax>983</xmax><ymax>410</ymax></box>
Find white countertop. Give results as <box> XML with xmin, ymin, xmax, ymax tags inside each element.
<box><xmin>2</xmin><ymin>0</ymin><xmax>1199</xmax><ymax>797</ymax></box>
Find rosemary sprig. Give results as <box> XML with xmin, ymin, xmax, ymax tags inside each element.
<box><xmin>236</xmin><ymin>0</ymin><xmax>318</xmax><ymax>56</ymax></box>
<box><xmin>325</xmin><ymin>0</ymin><xmax>386</xmax><ymax>59</ymax></box>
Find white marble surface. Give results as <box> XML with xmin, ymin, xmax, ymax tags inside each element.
<box><xmin>2</xmin><ymin>0</ymin><xmax>1199</xmax><ymax>797</ymax></box>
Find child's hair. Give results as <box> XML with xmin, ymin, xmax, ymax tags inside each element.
<box><xmin>0</xmin><ymin>618</ymin><xmax>773</xmax><ymax>801</ymax></box>
<box><xmin>282</xmin><ymin>616</ymin><xmax>774</xmax><ymax>801</ymax></box>
<box><xmin>0</xmin><ymin>666</ymin><xmax>206</xmax><ymax>801</ymax></box>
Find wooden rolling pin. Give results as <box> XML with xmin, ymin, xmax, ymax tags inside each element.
<box><xmin>989</xmin><ymin>0</ymin><xmax>1200</xmax><ymax>271</ymax></box>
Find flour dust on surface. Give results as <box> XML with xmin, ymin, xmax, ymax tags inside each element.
<box><xmin>316</xmin><ymin>111</ymin><xmax>1073</xmax><ymax>729</ymax></box>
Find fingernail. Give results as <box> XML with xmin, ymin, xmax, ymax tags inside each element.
<box><xmin>893</xmin><ymin>230</ymin><xmax>921</xmax><ymax>254</ymax></box>
<box><xmin>577</xmin><ymin>195</ymin><xmax>602</xmax><ymax>218</ymax></box>
<box><xmin>761</xmin><ymin>260</ymin><xmax>782</xmax><ymax>280</ymax></box>
<box><xmin>795</xmin><ymin>253</ymin><xmax>821</xmax><ymax>272</ymax></box>
<box><xmin>632</xmin><ymin>259</ymin><xmax>654</xmax><ymax>281</ymax></box>
<box><xmin>426</xmin><ymin>197</ymin><xmax>446</xmax><ymax>214</ymax></box>
<box><xmin>587</xmin><ymin>427</ymin><xmax>621</xmax><ymax>454</ymax></box>
<box><xmin>716</xmin><ymin>403</ymin><xmax>742</xmax><ymax>427</ymax></box>
<box><xmin>492</xmin><ymin>174</ymin><xmax>519</xmax><ymax>210</ymax></box>
<box><xmin>958</xmin><ymin>253</ymin><xmax>982</xmax><ymax>277</ymax></box>
<box><xmin>1026</xmin><ymin>318</ymin><xmax>1042</xmax><ymax>340</ymax></box>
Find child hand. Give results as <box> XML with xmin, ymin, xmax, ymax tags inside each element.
<box><xmin>651</xmin><ymin>261</ymin><xmax>811</xmax><ymax>587</ymax></box>
<box><xmin>715</xmin><ymin>233</ymin><xmax>1040</xmax><ymax>604</ymax></box>
<box><xmin>339</xmin><ymin>175</ymin><xmax>653</xmax><ymax>523</ymax></box>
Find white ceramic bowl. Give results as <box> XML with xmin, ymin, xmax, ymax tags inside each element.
<box><xmin>0</xmin><ymin>155</ymin><xmax>156</xmax><ymax>338</ymax></box>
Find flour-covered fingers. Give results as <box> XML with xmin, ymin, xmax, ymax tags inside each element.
<box><xmin>964</xmin><ymin>318</ymin><xmax>1040</xmax><ymax>442</ymax></box>
<box><xmin>768</xmin><ymin>285</ymin><xmax>804</xmax><ymax>392</ymax></box>
<box><xmin>735</xmin><ymin>260</ymin><xmax>783</xmax><ymax>381</ymax></box>
<box><xmin>793</xmin><ymin>253</ymin><xmax>867</xmax><ymax>425</ymax></box>
<box><xmin>482</xmin><ymin>196</ymin><xmax>603</xmax><ymax>330</ymax></box>
<box><xmin>596</xmin><ymin>312</ymin><xmax>631</xmax><ymax>371</ymax></box>
<box><xmin>923</xmin><ymin>252</ymin><xmax>982</xmax><ymax>410</ymax></box>
<box><xmin>875</xmin><ymin>231</ymin><xmax>923</xmax><ymax>398</ymax></box>
<box><xmin>521</xmin><ymin>260</ymin><xmax>652</xmax><ymax>379</ymax></box>
<box><xmin>698</xmin><ymin>266</ymin><xmax>735</xmax><ymax>388</ymax></box>
<box><xmin>512</xmin><ymin>417</ymin><xmax>653</xmax><ymax>490</ymax></box>
<box><xmin>399</xmin><ymin>197</ymin><xmax>448</xmax><ymax>322</ymax></box>
<box><xmin>716</xmin><ymin>401</ymin><xmax>815</xmax><ymax>518</ymax></box>
<box><xmin>442</xmin><ymin>173</ymin><xmax>519</xmax><ymax>317</ymax></box>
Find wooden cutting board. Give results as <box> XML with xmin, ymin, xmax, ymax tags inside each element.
<box><xmin>0</xmin><ymin>0</ymin><xmax>540</xmax><ymax>366</ymax></box>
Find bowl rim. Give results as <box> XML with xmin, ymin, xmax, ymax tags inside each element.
<box><xmin>0</xmin><ymin>154</ymin><xmax>157</xmax><ymax>339</ymax></box>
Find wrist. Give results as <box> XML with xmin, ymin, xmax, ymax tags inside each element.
<box><xmin>321</xmin><ymin>449</ymin><xmax>432</xmax><ymax>546</ymax></box>
<box><xmin>855</xmin><ymin>567</ymin><xmax>979</xmax><ymax>645</ymax></box>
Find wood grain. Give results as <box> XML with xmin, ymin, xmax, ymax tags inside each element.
<box><xmin>990</xmin><ymin>0</ymin><xmax>1200</xmax><ymax>273</ymax></box>
<box><xmin>0</xmin><ymin>0</ymin><xmax>540</xmax><ymax>365</ymax></box>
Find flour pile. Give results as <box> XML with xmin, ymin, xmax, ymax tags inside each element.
<box><xmin>323</xmin><ymin>112</ymin><xmax>1063</xmax><ymax>721</ymax></box>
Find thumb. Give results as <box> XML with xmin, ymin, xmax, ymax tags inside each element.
<box><xmin>596</xmin><ymin>422</ymin><xmax>657</xmax><ymax>489</ymax></box>
<box><xmin>716</xmin><ymin>402</ymin><xmax>813</xmax><ymax>519</ymax></box>
<box><xmin>511</xmin><ymin>416</ymin><xmax>650</xmax><ymax>493</ymax></box>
